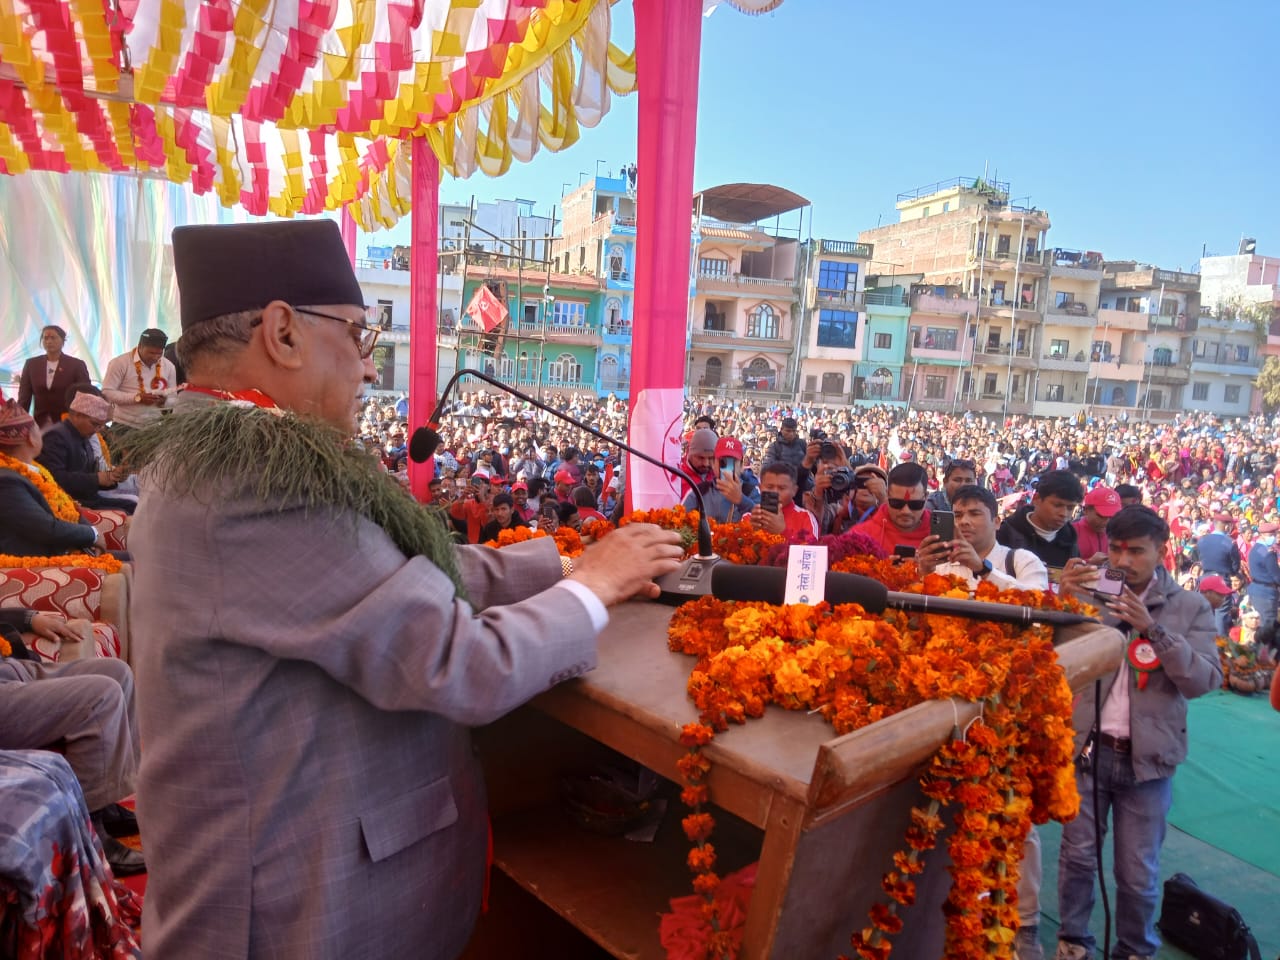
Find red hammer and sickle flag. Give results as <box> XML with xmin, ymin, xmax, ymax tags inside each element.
<box><xmin>466</xmin><ymin>284</ymin><xmax>509</xmax><ymax>332</ymax></box>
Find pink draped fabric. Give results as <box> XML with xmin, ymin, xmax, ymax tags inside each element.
<box><xmin>407</xmin><ymin>137</ymin><xmax>440</xmax><ymax>503</ymax></box>
<box><xmin>627</xmin><ymin>0</ymin><xmax>703</xmax><ymax>510</ymax></box>
<box><xmin>340</xmin><ymin>206</ymin><xmax>357</xmax><ymax>266</ymax></box>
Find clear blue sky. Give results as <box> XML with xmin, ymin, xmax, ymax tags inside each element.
<box><xmin>368</xmin><ymin>0</ymin><xmax>1279</xmax><ymax>272</ymax></box>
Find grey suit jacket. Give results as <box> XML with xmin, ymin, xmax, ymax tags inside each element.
<box><xmin>129</xmin><ymin>483</ymin><xmax>598</xmax><ymax>959</ymax></box>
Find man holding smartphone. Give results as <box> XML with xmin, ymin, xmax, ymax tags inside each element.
<box><xmin>917</xmin><ymin>486</ymin><xmax>1048</xmax><ymax>591</ymax></box>
<box><xmin>748</xmin><ymin>462</ymin><xmax>818</xmax><ymax>540</ymax></box>
<box><xmin>1054</xmin><ymin>507</ymin><xmax>1220</xmax><ymax>960</ymax></box>
<box><xmin>681</xmin><ymin>436</ymin><xmax>750</xmax><ymax>524</ymax></box>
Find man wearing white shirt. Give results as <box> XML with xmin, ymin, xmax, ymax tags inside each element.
<box><xmin>916</xmin><ymin>484</ymin><xmax>1049</xmax><ymax>591</ymax></box>
<box><xmin>915</xmin><ymin>482</ymin><xmax>1048</xmax><ymax>959</ymax></box>
<box><xmin>101</xmin><ymin>329</ymin><xmax>178</xmax><ymax>429</ymax></box>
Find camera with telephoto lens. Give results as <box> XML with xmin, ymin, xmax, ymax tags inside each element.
<box><xmin>825</xmin><ymin>466</ymin><xmax>854</xmax><ymax>503</ymax></box>
<box><xmin>809</xmin><ymin>428</ymin><xmax>827</xmax><ymax>440</ymax></box>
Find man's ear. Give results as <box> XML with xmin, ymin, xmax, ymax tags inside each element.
<box><xmin>257</xmin><ymin>301</ymin><xmax>306</xmax><ymax>370</ymax></box>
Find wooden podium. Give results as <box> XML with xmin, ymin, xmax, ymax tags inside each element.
<box><xmin>472</xmin><ymin>601</ymin><xmax>1124</xmax><ymax>960</ymax></box>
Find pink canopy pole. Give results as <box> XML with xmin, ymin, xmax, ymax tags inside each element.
<box><xmin>627</xmin><ymin>0</ymin><xmax>703</xmax><ymax>510</ymax></box>
<box><xmin>407</xmin><ymin>136</ymin><xmax>440</xmax><ymax>502</ymax></box>
<box><xmin>340</xmin><ymin>205</ymin><xmax>357</xmax><ymax>265</ymax></box>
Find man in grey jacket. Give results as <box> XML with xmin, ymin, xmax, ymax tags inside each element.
<box><xmin>1054</xmin><ymin>506</ymin><xmax>1221</xmax><ymax>960</ymax></box>
<box><xmin>127</xmin><ymin>220</ymin><xmax>684</xmax><ymax>960</ymax></box>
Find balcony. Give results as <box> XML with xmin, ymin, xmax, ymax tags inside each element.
<box><xmin>865</xmin><ymin>290</ymin><xmax>910</xmax><ymax>307</ymax></box>
<box><xmin>1039</xmin><ymin>351</ymin><xmax>1090</xmax><ymax>372</ymax></box>
<box><xmin>1189</xmin><ymin>357</ymin><xmax>1262</xmax><ymax>377</ymax></box>
<box><xmin>814</xmin><ymin>288</ymin><xmax>864</xmax><ymax>309</ymax></box>
<box><xmin>697</xmin><ymin>270</ymin><xmax>796</xmax><ymax>296</ymax></box>
<box><xmin>908</xmin><ymin>344</ymin><xmax>969</xmax><ymax>363</ymax></box>
<box><xmin>1043</xmin><ymin>305</ymin><xmax>1097</xmax><ymax>328</ymax></box>
<box><xmin>975</xmin><ymin>343</ymin><xmax>1036</xmax><ymax>367</ymax></box>
<box><xmin>911</xmin><ymin>292</ymin><xmax>978</xmax><ymax>316</ymax></box>
<box><xmin>1089</xmin><ymin>359</ymin><xmax>1146</xmax><ymax>382</ymax></box>
<box><xmin>1143</xmin><ymin>361</ymin><xmax>1190</xmax><ymax>384</ymax></box>
<box><xmin>981</xmin><ymin>296</ymin><xmax>1041</xmax><ymax>320</ymax></box>
<box><xmin>1103</xmin><ymin>267</ymin><xmax>1200</xmax><ymax>292</ymax></box>
<box><xmin>816</xmin><ymin>239</ymin><xmax>874</xmax><ymax>258</ymax></box>
<box><xmin>689</xmin><ymin>327</ymin><xmax>791</xmax><ymax>352</ymax></box>
<box><xmin>1035</xmin><ymin>398</ymin><xmax>1084</xmax><ymax>419</ymax></box>
<box><xmin>972</xmin><ymin>248</ymin><xmax>1048</xmax><ymax>276</ymax></box>
<box><xmin>598</xmin><ymin>376</ymin><xmax>631</xmax><ymax>395</ymax></box>
<box><xmin>1094</xmin><ymin>307</ymin><xmax>1150</xmax><ymax>332</ymax></box>
<box><xmin>591</xmin><ymin>210</ymin><xmax>638</xmax><ymax>236</ymax></box>
<box><xmin>602</xmin><ymin>322</ymin><xmax>633</xmax><ymax>343</ymax></box>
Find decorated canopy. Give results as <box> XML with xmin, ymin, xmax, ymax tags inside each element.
<box><xmin>0</xmin><ymin>0</ymin><xmax>636</xmax><ymax>227</ymax></box>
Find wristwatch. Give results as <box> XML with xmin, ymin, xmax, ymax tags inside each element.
<box><xmin>975</xmin><ymin>559</ymin><xmax>993</xmax><ymax>578</ymax></box>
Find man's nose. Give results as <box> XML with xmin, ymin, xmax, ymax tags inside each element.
<box><xmin>362</xmin><ymin>357</ymin><xmax>378</xmax><ymax>383</ymax></box>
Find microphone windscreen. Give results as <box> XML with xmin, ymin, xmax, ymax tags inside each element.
<box><xmin>709</xmin><ymin>564</ymin><xmax>888</xmax><ymax>613</ymax></box>
<box><xmin>408</xmin><ymin>426</ymin><xmax>441</xmax><ymax>463</ymax></box>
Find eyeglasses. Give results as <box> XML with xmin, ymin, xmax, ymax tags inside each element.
<box><xmin>887</xmin><ymin>498</ymin><xmax>926</xmax><ymax>510</ymax></box>
<box><xmin>252</xmin><ymin>306</ymin><xmax>380</xmax><ymax>358</ymax></box>
<box><xmin>294</xmin><ymin>307</ymin><xmax>380</xmax><ymax>358</ymax></box>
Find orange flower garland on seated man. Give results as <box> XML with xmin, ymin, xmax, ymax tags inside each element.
<box><xmin>0</xmin><ymin>400</ymin><xmax>104</xmax><ymax>558</ymax></box>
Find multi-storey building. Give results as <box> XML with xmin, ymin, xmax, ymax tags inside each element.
<box><xmin>687</xmin><ymin>184</ymin><xmax>807</xmax><ymax>399</ymax></box>
<box><xmin>902</xmin><ymin>283</ymin><xmax>977</xmax><ymax>413</ymax></box>
<box><xmin>438</xmin><ymin>262</ymin><xmax>605</xmax><ymax>397</ymax></box>
<box><xmin>551</xmin><ymin>173</ymin><xmax>638</xmax><ymax>397</ymax></box>
<box><xmin>1199</xmin><ymin>243</ymin><xmax>1280</xmax><ymax>365</ymax></box>
<box><xmin>1096</xmin><ymin>262</ymin><xmax>1201</xmax><ymax>419</ymax></box>
<box><xmin>1033</xmin><ymin>249</ymin><xmax>1106</xmax><ymax>417</ymax></box>
<box><xmin>859</xmin><ymin>177</ymin><xmax>1050</xmax><ymax>417</ymax></box>
<box><xmin>793</xmin><ymin>238</ymin><xmax>873</xmax><ymax>404</ymax></box>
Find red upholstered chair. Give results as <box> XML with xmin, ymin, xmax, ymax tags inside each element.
<box><xmin>78</xmin><ymin>506</ymin><xmax>130</xmax><ymax>553</ymax></box>
<box><xmin>0</xmin><ymin>565</ymin><xmax>129</xmax><ymax>663</ymax></box>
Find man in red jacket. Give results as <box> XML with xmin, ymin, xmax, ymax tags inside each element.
<box><xmin>849</xmin><ymin>461</ymin><xmax>933</xmax><ymax>556</ymax></box>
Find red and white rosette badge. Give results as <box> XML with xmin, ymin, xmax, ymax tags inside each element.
<box><xmin>1126</xmin><ymin>636</ymin><xmax>1161</xmax><ymax>690</ymax></box>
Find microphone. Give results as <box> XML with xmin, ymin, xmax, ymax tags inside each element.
<box><xmin>710</xmin><ymin>563</ymin><xmax>1097</xmax><ymax>626</ymax></box>
<box><xmin>409</xmin><ymin>368</ymin><xmax>719</xmax><ymax>604</ymax></box>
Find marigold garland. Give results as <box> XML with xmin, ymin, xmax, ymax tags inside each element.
<box><xmin>0</xmin><ymin>451</ymin><xmax>81</xmax><ymax>522</ymax></box>
<box><xmin>665</xmin><ymin>575</ymin><xmax>1088</xmax><ymax>960</ymax></box>
<box><xmin>0</xmin><ymin>552</ymin><xmax>123</xmax><ymax>573</ymax></box>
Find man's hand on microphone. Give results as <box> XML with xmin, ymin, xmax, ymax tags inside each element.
<box><xmin>570</xmin><ymin>523</ymin><xmax>685</xmax><ymax>606</ymax></box>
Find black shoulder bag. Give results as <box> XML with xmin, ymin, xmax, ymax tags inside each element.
<box><xmin>1158</xmin><ymin>872</ymin><xmax>1261</xmax><ymax>960</ymax></box>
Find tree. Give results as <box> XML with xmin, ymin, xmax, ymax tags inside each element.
<box><xmin>1256</xmin><ymin>355</ymin><xmax>1280</xmax><ymax>413</ymax></box>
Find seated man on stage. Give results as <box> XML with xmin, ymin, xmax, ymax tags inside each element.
<box><xmin>0</xmin><ymin>608</ymin><xmax>144</xmax><ymax>875</ymax></box>
<box><xmin>36</xmin><ymin>388</ymin><xmax>135</xmax><ymax>514</ymax></box>
<box><xmin>126</xmin><ymin>219</ymin><xmax>685</xmax><ymax>960</ymax></box>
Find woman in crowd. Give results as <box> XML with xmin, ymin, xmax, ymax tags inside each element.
<box><xmin>17</xmin><ymin>325</ymin><xmax>92</xmax><ymax>429</ymax></box>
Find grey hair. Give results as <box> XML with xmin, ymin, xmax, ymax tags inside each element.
<box><xmin>176</xmin><ymin>309</ymin><xmax>260</xmax><ymax>371</ymax></box>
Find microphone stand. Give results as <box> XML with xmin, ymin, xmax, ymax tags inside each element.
<box><xmin>410</xmin><ymin>368</ymin><xmax>719</xmax><ymax>605</ymax></box>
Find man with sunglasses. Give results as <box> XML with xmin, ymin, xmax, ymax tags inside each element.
<box><xmin>125</xmin><ymin>220</ymin><xmax>685</xmax><ymax>960</ymax></box>
<box><xmin>849</xmin><ymin>461</ymin><xmax>935</xmax><ymax>556</ymax></box>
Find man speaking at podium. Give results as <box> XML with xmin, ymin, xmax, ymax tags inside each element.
<box><xmin>126</xmin><ymin>220</ymin><xmax>684</xmax><ymax>960</ymax></box>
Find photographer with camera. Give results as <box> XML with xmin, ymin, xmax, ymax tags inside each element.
<box><xmin>801</xmin><ymin>439</ymin><xmax>859</xmax><ymax>535</ymax></box>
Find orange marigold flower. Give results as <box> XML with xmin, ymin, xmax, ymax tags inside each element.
<box><xmin>869</xmin><ymin>902</ymin><xmax>903</xmax><ymax>934</ymax></box>
<box><xmin>680</xmin><ymin>784</ymin><xmax>710</xmax><ymax>807</ymax></box>
<box><xmin>679</xmin><ymin>723</ymin><xmax>716</xmax><ymax>747</ymax></box>
<box><xmin>682</xmin><ymin>813</ymin><xmax>716</xmax><ymax>843</ymax></box>
<box><xmin>691</xmin><ymin>872</ymin><xmax>721</xmax><ymax>895</ymax></box>
<box><xmin>687</xmin><ymin>845</ymin><xmax>716</xmax><ymax>873</ymax></box>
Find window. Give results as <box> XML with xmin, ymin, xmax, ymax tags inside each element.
<box><xmin>821</xmin><ymin>372</ymin><xmax>846</xmax><ymax>395</ymax></box>
<box><xmin>1146</xmin><ymin>389</ymin><xmax>1165</xmax><ymax>409</ymax></box>
<box><xmin>1225</xmin><ymin>385</ymin><xmax>1242</xmax><ymax>404</ymax></box>
<box><xmin>1046</xmin><ymin>384</ymin><xmax>1064</xmax><ymax>402</ymax></box>
<box><xmin>817</xmin><ymin>260</ymin><xmax>858</xmax><ymax>293</ymax></box>
<box><xmin>991</xmin><ymin>281</ymin><xmax>1006</xmax><ymax>304</ymax></box>
<box><xmin>922</xmin><ymin>206</ymin><xmax>930</xmax><ymax>218</ymax></box>
<box><xmin>1235</xmin><ymin>344</ymin><xmax>1251</xmax><ymax>363</ymax></box>
<box><xmin>1054</xmin><ymin>291</ymin><xmax>1075</xmax><ymax>309</ymax></box>
<box><xmin>986</xmin><ymin>329</ymin><xmax>1002</xmax><ymax>350</ymax></box>
<box><xmin>517</xmin><ymin>351</ymin><xmax>530</xmax><ymax>380</ymax></box>
<box><xmin>942</xmin><ymin>201</ymin><xmax>951</xmax><ymax>213</ymax></box>
<box><xmin>551</xmin><ymin>301</ymin><xmax>587</xmax><ymax>327</ymax></box>
<box><xmin>610</xmin><ymin>255</ymin><xmax>624</xmax><ymax>279</ymax></box>
<box><xmin>523</xmin><ymin>301</ymin><xmax>539</xmax><ymax>325</ymax></box>
<box><xmin>547</xmin><ymin>353</ymin><xmax>582</xmax><ymax>384</ymax></box>
<box><xmin>703</xmin><ymin>302</ymin><xmax>728</xmax><ymax>331</ymax></box>
<box><xmin>996</xmin><ymin>234</ymin><xmax>1011</xmax><ymax>255</ymax></box>
<box><xmin>868</xmin><ymin>367</ymin><xmax>894</xmax><ymax>399</ymax></box>
<box><xmin>1110</xmin><ymin>386</ymin><xmax>1126</xmax><ymax>405</ymax></box>
<box><xmin>816</xmin><ymin>309</ymin><xmax>856</xmax><ymax>348</ymax></box>
<box><xmin>924</xmin><ymin>376</ymin><xmax>947</xmax><ymax>399</ymax></box>
<box><xmin>702</xmin><ymin>357</ymin><xmax>722</xmax><ymax>387</ymax></box>
<box><xmin>924</xmin><ymin>327</ymin><xmax>957</xmax><ymax>351</ymax></box>
<box><xmin>375</xmin><ymin>299</ymin><xmax>394</xmax><ymax>330</ymax></box>
<box><xmin>1192</xmin><ymin>383</ymin><xmax>1209</xmax><ymax>401</ymax></box>
<box><xmin>1010</xmin><ymin>374</ymin><xmax>1022</xmax><ymax>396</ymax></box>
<box><xmin>599</xmin><ymin>354</ymin><xmax>620</xmax><ymax>385</ymax></box>
<box><xmin>1152</xmin><ymin>346</ymin><xmax>1173</xmax><ymax>366</ymax></box>
<box><xmin>1049</xmin><ymin>338</ymin><xmax>1070</xmax><ymax>358</ymax></box>
<box><xmin>747</xmin><ymin>304</ymin><xmax>779</xmax><ymax>339</ymax></box>
<box><xmin>874</xmin><ymin>332</ymin><xmax>893</xmax><ymax>349</ymax></box>
<box><xmin>1091</xmin><ymin>340</ymin><xmax>1112</xmax><ymax>361</ymax></box>
<box><xmin>982</xmin><ymin>373</ymin><xmax>998</xmax><ymax>396</ymax></box>
<box><xmin>742</xmin><ymin>357</ymin><xmax>775</xmax><ymax>390</ymax></box>
<box><xmin>699</xmin><ymin>256</ymin><xmax>729</xmax><ymax>277</ymax></box>
<box><xmin>499</xmin><ymin>355</ymin><xmax>514</xmax><ymax>378</ymax></box>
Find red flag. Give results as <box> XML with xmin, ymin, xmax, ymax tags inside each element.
<box><xmin>466</xmin><ymin>285</ymin><xmax>509</xmax><ymax>332</ymax></box>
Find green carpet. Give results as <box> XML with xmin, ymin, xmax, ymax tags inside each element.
<box><xmin>1171</xmin><ymin>690</ymin><xmax>1280</xmax><ymax>874</ymax></box>
<box><xmin>1032</xmin><ymin>690</ymin><xmax>1280</xmax><ymax>959</ymax></box>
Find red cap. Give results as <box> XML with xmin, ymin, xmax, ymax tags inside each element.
<box><xmin>1197</xmin><ymin>575</ymin><xmax>1233</xmax><ymax>595</ymax></box>
<box><xmin>1083</xmin><ymin>486</ymin><xmax>1122</xmax><ymax>517</ymax></box>
<box><xmin>511</xmin><ymin>482</ymin><xmax>528</xmax><ymax>491</ymax></box>
<box><xmin>554</xmin><ymin>469</ymin><xmax>575</xmax><ymax>485</ymax></box>
<box><xmin>714</xmin><ymin>436</ymin><xmax>744</xmax><ymax>459</ymax></box>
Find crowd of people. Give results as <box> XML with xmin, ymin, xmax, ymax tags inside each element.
<box><xmin>4</xmin><ymin>240</ymin><xmax>1278</xmax><ymax>959</ymax></box>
